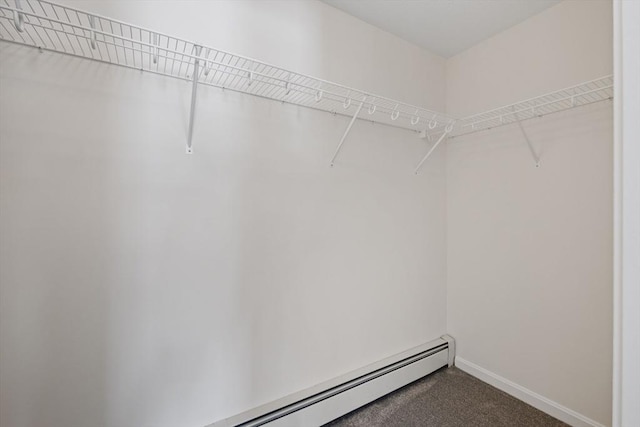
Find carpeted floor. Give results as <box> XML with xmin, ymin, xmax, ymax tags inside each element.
<box><xmin>324</xmin><ymin>367</ymin><xmax>568</xmax><ymax>427</ymax></box>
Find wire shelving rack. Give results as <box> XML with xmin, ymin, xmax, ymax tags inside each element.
<box><xmin>453</xmin><ymin>76</ymin><xmax>614</xmax><ymax>138</ymax></box>
<box><xmin>0</xmin><ymin>0</ymin><xmax>614</xmax><ymax>171</ymax></box>
<box><xmin>0</xmin><ymin>0</ymin><xmax>455</xmax><ymax>153</ymax></box>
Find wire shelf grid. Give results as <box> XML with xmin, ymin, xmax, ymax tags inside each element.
<box><xmin>0</xmin><ymin>0</ymin><xmax>615</xmax><ymax>167</ymax></box>
<box><xmin>452</xmin><ymin>75</ymin><xmax>614</xmax><ymax>137</ymax></box>
<box><xmin>0</xmin><ymin>0</ymin><xmax>455</xmax><ymax>133</ymax></box>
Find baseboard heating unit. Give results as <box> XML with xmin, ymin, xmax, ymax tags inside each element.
<box><xmin>209</xmin><ymin>335</ymin><xmax>455</xmax><ymax>427</ymax></box>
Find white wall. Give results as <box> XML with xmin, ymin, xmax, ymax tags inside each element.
<box><xmin>0</xmin><ymin>2</ymin><xmax>448</xmax><ymax>427</ymax></box>
<box><xmin>446</xmin><ymin>0</ymin><xmax>613</xmax><ymax>118</ymax></box>
<box><xmin>446</xmin><ymin>1</ymin><xmax>613</xmax><ymax>426</ymax></box>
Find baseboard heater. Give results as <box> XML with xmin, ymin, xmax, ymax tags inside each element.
<box><xmin>209</xmin><ymin>335</ymin><xmax>455</xmax><ymax>427</ymax></box>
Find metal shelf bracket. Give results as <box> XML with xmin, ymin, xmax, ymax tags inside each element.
<box><xmin>186</xmin><ymin>45</ymin><xmax>202</xmax><ymax>154</ymax></box>
<box><xmin>12</xmin><ymin>0</ymin><xmax>23</xmax><ymax>32</ymax></box>
<box><xmin>414</xmin><ymin>122</ymin><xmax>454</xmax><ymax>175</ymax></box>
<box><xmin>512</xmin><ymin>106</ymin><xmax>540</xmax><ymax>167</ymax></box>
<box><xmin>89</xmin><ymin>15</ymin><xmax>96</xmax><ymax>50</ymax></box>
<box><xmin>330</xmin><ymin>97</ymin><xmax>366</xmax><ymax>166</ymax></box>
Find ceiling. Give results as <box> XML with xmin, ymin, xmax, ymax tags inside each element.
<box><xmin>322</xmin><ymin>0</ymin><xmax>561</xmax><ymax>58</ymax></box>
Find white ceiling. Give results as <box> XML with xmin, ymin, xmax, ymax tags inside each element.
<box><xmin>322</xmin><ymin>0</ymin><xmax>561</xmax><ymax>58</ymax></box>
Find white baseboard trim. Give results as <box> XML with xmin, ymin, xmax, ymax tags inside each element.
<box><xmin>455</xmin><ymin>357</ymin><xmax>606</xmax><ymax>427</ymax></box>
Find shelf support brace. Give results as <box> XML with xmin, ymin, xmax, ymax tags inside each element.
<box><xmin>13</xmin><ymin>0</ymin><xmax>24</xmax><ymax>32</ymax></box>
<box><xmin>89</xmin><ymin>15</ymin><xmax>96</xmax><ymax>49</ymax></box>
<box><xmin>414</xmin><ymin>122</ymin><xmax>454</xmax><ymax>175</ymax></box>
<box><xmin>330</xmin><ymin>97</ymin><xmax>366</xmax><ymax>166</ymax></box>
<box><xmin>512</xmin><ymin>106</ymin><xmax>540</xmax><ymax>167</ymax></box>
<box><xmin>186</xmin><ymin>45</ymin><xmax>202</xmax><ymax>154</ymax></box>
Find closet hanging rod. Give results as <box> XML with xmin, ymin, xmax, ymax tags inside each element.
<box><xmin>0</xmin><ymin>0</ymin><xmax>455</xmax><ymax>136</ymax></box>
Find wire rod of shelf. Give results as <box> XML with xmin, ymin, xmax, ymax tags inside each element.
<box><xmin>452</xmin><ymin>75</ymin><xmax>614</xmax><ymax>137</ymax></box>
<box><xmin>0</xmin><ymin>0</ymin><xmax>455</xmax><ymax>133</ymax></box>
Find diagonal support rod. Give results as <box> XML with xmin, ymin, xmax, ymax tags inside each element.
<box><xmin>414</xmin><ymin>123</ymin><xmax>454</xmax><ymax>175</ymax></box>
<box><xmin>331</xmin><ymin>97</ymin><xmax>366</xmax><ymax>166</ymax></box>
<box><xmin>186</xmin><ymin>45</ymin><xmax>202</xmax><ymax>154</ymax></box>
<box><xmin>512</xmin><ymin>107</ymin><xmax>540</xmax><ymax>167</ymax></box>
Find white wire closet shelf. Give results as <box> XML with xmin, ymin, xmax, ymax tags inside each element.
<box><xmin>0</xmin><ymin>0</ymin><xmax>614</xmax><ymax>171</ymax></box>
<box><xmin>453</xmin><ymin>76</ymin><xmax>614</xmax><ymax>138</ymax></box>
<box><xmin>0</xmin><ymin>0</ymin><xmax>455</xmax><ymax>150</ymax></box>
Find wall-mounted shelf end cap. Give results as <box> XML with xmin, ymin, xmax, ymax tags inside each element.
<box><xmin>441</xmin><ymin>334</ymin><xmax>456</xmax><ymax>367</ymax></box>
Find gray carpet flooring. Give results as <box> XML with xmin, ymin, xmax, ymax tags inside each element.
<box><xmin>324</xmin><ymin>367</ymin><xmax>568</xmax><ymax>427</ymax></box>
